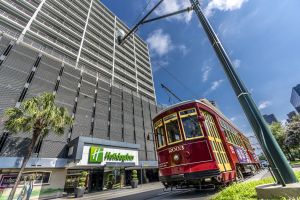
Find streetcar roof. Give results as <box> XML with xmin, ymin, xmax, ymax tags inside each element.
<box><xmin>155</xmin><ymin>99</ymin><xmax>245</xmax><ymax>136</ymax></box>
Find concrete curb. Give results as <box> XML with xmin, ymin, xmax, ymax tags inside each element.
<box><xmin>256</xmin><ymin>183</ymin><xmax>300</xmax><ymax>199</ymax></box>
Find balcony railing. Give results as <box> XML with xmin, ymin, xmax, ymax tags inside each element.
<box><xmin>138</xmin><ymin>79</ymin><xmax>154</xmax><ymax>92</ymax></box>
<box><xmin>114</xmin><ymin>65</ymin><xmax>136</xmax><ymax>81</ymax></box>
<box><xmin>1</xmin><ymin>0</ymin><xmax>31</xmax><ymax>21</ymax></box>
<box><xmin>114</xmin><ymin>73</ymin><xmax>137</xmax><ymax>89</ymax></box>
<box><xmin>114</xmin><ymin>57</ymin><xmax>136</xmax><ymax>74</ymax></box>
<box><xmin>46</xmin><ymin>0</ymin><xmax>85</xmax><ymax>27</ymax></box>
<box><xmin>138</xmin><ymin>87</ymin><xmax>155</xmax><ymax>99</ymax></box>
<box><xmin>62</xmin><ymin>0</ymin><xmax>88</xmax><ymax>21</ymax></box>
<box><xmin>0</xmin><ymin>9</ymin><xmax>27</xmax><ymax>27</ymax></box>
<box><xmin>136</xmin><ymin>58</ymin><xmax>151</xmax><ymax>73</ymax></box>
<box><xmin>84</xmin><ymin>39</ymin><xmax>113</xmax><ymax>60</ymax></box>
<box><xmin>93</xmin><ymin>0</ymin><xmax>114</xmax><ymax>21</ymax></box>
<box><xmin>80</xmin><ymin>56</ymin><xmax>112</xmax><ymax>77</ymax></box>
<box><xmin>36</xmin><ymin>15</ymin><xmax>82</xmax><ymax>43</ymax></box>
<box><xmin>82</xmin><ymin>47</ymin><xmax>113</xmax><ymax>69</ymax></box>
<box><xmin>27</xmin><ymin>29</ymin><xmax>78</xmax><ymax>58</ymax></box>
<box><xmin>73</xmin><ymin>0</ymin><xmax>89</xmax><ymax>13</ymax></box>
<box><xmin>137</xmin><ymin>66</ymin><xmax>152</xmax><ymax>79</ymax></box>
<box><xmin>137</xmin><ymin>71</ymin><xmax>153</xmax><ymax>85</ymax></box>
<box><xmin>5</xmin><ymin>0</ymin><xmax>34</xmax><ymax>16</ymax></box>
<box><xmin>91</xmin><ymin>6</ymin><xmax>114</xmax><ymax>27</ymax></box>
<box><xmin>0</xmin><ymin>18</ymin><xmax>22</xmax><ymax>39</ymax></box>
<box><xmin>33</xmin><ymin>20</ymin><xmax>80</xmax><ymax>49</ymax></box>
<box><xmin>90</xmin><ymin>11</ymin><xmax>114</xmax><ymax>32</ymax></box>
<box><xmin>115</xmin><ymin>50</ymin><xmax>135</xmax><ymax>68</ymax></box>
<box><xmin>85</xmin><ymin>31</ymin><xmax>113</xmax><ymax>54</ymax></box>
<box><xmin>41</xmin><ymin>3</ymin><xmax>84</xmax><ymax>35</ymax></box>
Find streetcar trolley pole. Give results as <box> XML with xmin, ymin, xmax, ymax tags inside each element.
<box><xmin>116</xmin><ymin>0</ymin><xmax>298</xmax><ymax>187</ymax></box>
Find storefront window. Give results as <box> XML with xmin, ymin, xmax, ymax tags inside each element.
<box><xmin>0</xmin><ymin>171</ymin><xmax>51</xmax><ymax>188</ymax></box>
<box><xmin>103</xmin><ymin>167</ymin><xmax>125</xmax><ymax>190</ymax></box>
<box><xmin>19</xmin><ymin>171</ymin><xmax>51</xmax><ymax>185</ymax></box>
<box><xmin>164</xmin><ymin>114</ymin><xmax>182</xmax><ymax>144</ymax></box>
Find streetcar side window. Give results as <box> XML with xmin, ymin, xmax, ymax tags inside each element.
<box><xmin>157</xmin><ymin>127</ymin><xmax>166</xmax><ymax>148</ymax></box>
<box><xmin>179</xmin><ymin>109</ymin><xmax>203</xmax><ymax>140</ymax></box>
<box><xmin>154</xmin><ymin>120</ymin><xmax>166</xmax><ymax>148</ymax></box>
<box><xmin>164</xmin><ymin>113</ymin><xmax>182</xmax><ymax>144</ymax></box>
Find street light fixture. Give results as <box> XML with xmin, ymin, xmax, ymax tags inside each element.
<box><xmin>117</xmin><ymin>0</ymin><xmax>298</xmax><ymax>186</ymax></box>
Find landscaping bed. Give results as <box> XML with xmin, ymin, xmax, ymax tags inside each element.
<box><xmin>211</xmin><ymin>172</ymin><xmax>300</xmax><ymax>200</ymax></box>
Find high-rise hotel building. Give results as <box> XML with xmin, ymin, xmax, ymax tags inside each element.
<box><xmin>0</xmin><ymin>0</ymin><xmax>159</xmax><ymax>198</ymax></box>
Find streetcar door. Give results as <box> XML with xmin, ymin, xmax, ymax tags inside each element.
<box><xmin>202</xmin><ymin>111</ymin><xmax>232</xmax><ymax>172</ymax></box>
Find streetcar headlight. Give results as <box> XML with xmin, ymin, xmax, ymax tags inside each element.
<box><xmin>173</xmin><ymin>154</ymin><xmax>180</xmax><ymax>161</ymax></box>
<box><xmin>204</xmin><ymin>178</ymin><xmax>212</xmax><ymax>182</ymax></box>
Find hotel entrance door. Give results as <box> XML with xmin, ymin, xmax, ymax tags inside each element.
<box><xmin>89</xmin><ymin>169</ymin><xmax>104</xmax><ymax>192</ymax></box>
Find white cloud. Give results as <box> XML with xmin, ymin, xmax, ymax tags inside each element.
<box><xmin>152</xmin><ymin>60</ymin><xmax>169</xmax><ymax>72</ymax></box>
<box><xmin>233</xmin><ymin>59</ymin><xmax>241</xmax><ymax>68</ymax></box>
<box><xmin>146</xmin><ymin>29</ymin><xmax>173</xmax><ymax>56</ymax></box>
<box><xmin>201</xmin><ymin>65</ymin><xmax>212</xmax><ymax>82</ymax></box>
<box><xmin>203</xmin><ymin>79</ymin><xmax>224</xmax><ymax>96</ymax></box>
<box><xmin>153</xmin><ymin>0</ymin><xmax>192</xmax><ymax>23</ymax></box>
<box><xmin>230</xmin><ymin>117</ymin><xmax>236</xmax><ymax>121</ymax></box>
<box><xmin>177</xmin><ymin>44</ymin><xmax>189</xmax><ymax>56</ymax></box>
<box><xmin>258</xmin><ymin>101</ymin><xmax>271</xmax><ymax>110</ymax></box>
<box><xmin>211</xmin><ymin>79</ymin><xmax>224</xmax><ymax>90</ymax></box>
<box><xmin>205</xmin><ymin>0</ymin><xmax>248</xmax><ymax>17</ymax></box>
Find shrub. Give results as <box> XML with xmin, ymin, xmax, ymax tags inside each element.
<box><xmin>132</xmin><ymin>170</ymin><xmax>138</xmax><ymax>181</ymax></box>
<box><xmin>212</xmin><ymin>172</ymin><xmax>300</xmax><ymax>200</ymax></box>
<box><xmin>77</xmin><ymin>171</ymin><xmax>88</xmax><ymax>188</ymax></box>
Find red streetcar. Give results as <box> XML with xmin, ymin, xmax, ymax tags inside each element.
<box><xmin>153</xmin><ymin>99</ymin><xmax>260</xmax><ymax>189</ymax></box>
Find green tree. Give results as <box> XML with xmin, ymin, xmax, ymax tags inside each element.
<box><xmin>285</xmin><ymin>115</ymin><xmax>300</xmax><ymax>158</ymax></box>
<box><xmin>270</xmin><ymin>122</ymin><xmax>294</xmax><ymax>161</ymax></box>
<box><xmin>258</xmin><ymin>153</ymin><xmax>266</xmax><ymax>161</ymax></box>
<box><xmin>4</xmin><ymin>93</ymin><xmax>72</xmax><ymax>200</ymax></box>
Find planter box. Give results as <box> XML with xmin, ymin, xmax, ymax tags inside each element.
<box><xmin>74</xmin><ymin>187</ymin><xmax>85</xmax><ymax>198</ymax></box>
<box><xmin>131</xmin><ymin>180</ymin><xmax>138</xmax><ymax>188</ymax></box>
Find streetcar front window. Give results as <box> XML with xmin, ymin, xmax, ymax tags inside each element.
<box><xmin>179</xmin><ymin>109</ymin><xmax>203</xmax><ymax>140</ymax></box>
<box><xmin>182</xmin><ymin>115</ymin><xmax>203</xmax><ymax>139</ymax></box>
<box><xmin>164</xmin><ymin>113</ymin><xmax>182</xmax><ymax>144</ymax></box>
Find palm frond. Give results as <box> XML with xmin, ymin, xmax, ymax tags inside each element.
<box><xmin>4</xmin><ymin>92</ymin><xmax>73</xmax><ymax>138</ymax></box>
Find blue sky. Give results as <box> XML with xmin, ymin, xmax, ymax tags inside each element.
<box><xmin>102</xmin><ymin>0</ymin><xmax>300</xmax><ymax>148</ymax></box>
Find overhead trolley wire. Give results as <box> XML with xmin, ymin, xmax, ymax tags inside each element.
<box><xmin>160</xmin><ymin>65</ymin><xmax>200</xmax><ymax>100</ymax></box>
<box><xmin>131</xmin><ymin>0</ymin><xmax>152</xmax><ymax>28</ymax></box>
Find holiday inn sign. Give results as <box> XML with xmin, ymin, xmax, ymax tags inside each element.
<box><xmin>77</xmin><ymin>145</ymin><xmax>139</xmax><ymax>166</ymax></box>
<box><xmin>89</xmin><ymin>146</ymin><xmax>135</xmax><ymax>163</ymax></box>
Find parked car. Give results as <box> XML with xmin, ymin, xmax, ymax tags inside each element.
<box><xmin>260</xmin><ymin>160</ymin><xmax>269</xmax><ymax>168</ymax></box>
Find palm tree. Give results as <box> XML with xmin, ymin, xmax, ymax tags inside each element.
<box><xmin>4</xmin><ymin>93</ymin><xmax>72</xmax><ymax>200</ymax></box>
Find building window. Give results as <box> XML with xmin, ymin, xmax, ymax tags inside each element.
<box><xmin>179</xmin><ymin>108</ymin><xmax>203</xmax><ymax>140</ymax></box>
<box><xmin>164</xmin><ymin>113</ymin><xmax>182</xmax><ymax>144</ymax></box>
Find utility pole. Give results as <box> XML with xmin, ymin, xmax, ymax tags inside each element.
<box><xmin>189</xmin><ymin>0</ymin><xmax>297</xmax><ymax>184</ymax></box>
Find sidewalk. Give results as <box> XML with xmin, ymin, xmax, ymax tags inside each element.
<box><xmin>261</xmin><ymin>166</ymin><xmax>300</xmax><ymax>179</ymax></box>
<box><xmin>56</xmin><ymin>182</ymin><xmax>165</xmax><ymax>200</ymax></box>
<box><xmin>244</xmin><ymin>169</ymin><xmax>269</xmax><ymax>182</ymax></box>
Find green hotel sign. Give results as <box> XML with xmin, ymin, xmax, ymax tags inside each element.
<box><xmin>89</xmin><ymin>146</ymin><xmax>104</xmax><ymax>163</ymax></box>
<box><xmin>88</xmin><ymin>146</ymin><xmax>135</xmax><ymax>164</ymax></box>
<box><xmin>104</xmin><ymin>152</ymin><xmax>134</xmax><ymax>162</ymax></box>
